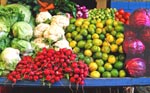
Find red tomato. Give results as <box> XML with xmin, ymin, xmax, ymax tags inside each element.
<box><xmin>118</xmin><ymin>9</ymin><xmax>125</xmax><ymax>15</ymax></box>
<box><xmin>115</xmin><ymin>17</ymin><xmax>119</xmax><ymax>21</ymax></box>
<box><xmin>124</xmin><ymin>12</ymin><xmax>130</xmax><ymax>19</ymax></box>
<box><xmin>115</xmin><ymin>11</ymin><xmax>119</xmax><ymax>16</ymax></box>
<box><xmin>119</xmin><ymin>18</ymin><xmax>125</xmax><ymax>23</ymax></box>
<box><xmin>117</xmin><ymin>14</ymin><xmax>123</xmax><ymax>19</ymax></box>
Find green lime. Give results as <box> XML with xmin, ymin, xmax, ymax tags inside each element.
<box><xmin>92</xmin><ymin>39</ymin><xmax>102</xmax><ymax>46</ymax></box>
<box><xmin>66</xmin><ymin>24</ymin><xmax>76</xmax><ymax>32</ymax></box>
<box><xmin>87</xmin><ymin>34</ymin><xmax>92</xmax><ymax>40</ymax></box>
<box><xmin>71</xmin><ymin>31</ymin><xmax>78</xmax><ymax>38</ymax></box>
<box><xmin>104</xmin><ymin>63</ymin><xmax>112</xmax><ymax>71</ymax></box>
<box><xmin>111</xmin><ymin>69</ymin><xmax>119</xmax><ymax>77</ymax></box>
<box><xmin>102</xmin><ymin>71</ymin><xmax>111</xmax><ymax>78</ymax></box>
<box><xmin>115</xmin><ymin>25</ymin><xmax>124</xmax><ymax>32</ymax></box>
<box><xmin>114</xmin><ymin>61</ymin><xmax>124</xmax><ymax>70</ymax></box>
<box><xmin>77</xmin><ymin>52</ymin><xmax>85</xmax><ymax>60</ymax></box>
<box><xmin>99</xmin><ymin>34</ymin><xmax>105</xmax><ymax>40</ymax></box>
<box><xmin>70</xmin><ymin>18</ymin><xmax>76</xmax><ymax>24</ymax></box>
<box><xmin>80</xmin><ymin>28</ymin><xmax>88</xmax><ymax>36</ymax></box>
<box><xmin>74</xmin><ymin>34</ymin><xmax>83</xmax><ymax>41</ymax></box>
<box><xmin>88</xmin><ymin>27</ymin><xmax>95</xmax><ymax>34</ymax></box>
<box><xmin>93</xmin><ymin>51</ymin><xmax>102</xmax><ymax>59</ymax></box>
<box><xmin>84</xmin><ymin>56</ymin><xmax>92</xmax><ymax>65</ymax></box>
<box><xmin>91</xmin><ymin>45</ymin><xmax>99</xmax><ymax>52</ymax></box>
<box><xmin>72</xmin><ymin>47</ymin><xmax>80</xmax><ymax>54</ymax></box>
<box><xmin>85</xmin><ymin>42</ymin><xmax>93</xmax><ymax>49</ymax></box>
<box><xmin>118</xmin><ymin>54</ymin><xmax>125</xmax><ymax>61</ymax></box>
<box><xmin>102</xmin><ymin>53</ymin><xmax>108</xmax><ymax>61</ymax></box>
<box><xmin>95</xmin><ymin>59</ymin><xmax>104</xmax><ymax>66</ymax></box>
<box><xmin>98</xmin><ymin>66</ymin><xmax>105</xmax><ymax>73</ymax></box>
<box><xmin>77</xmin><ymin>40</ymin><xmax>86</xmax><ymax>48</ymax></box>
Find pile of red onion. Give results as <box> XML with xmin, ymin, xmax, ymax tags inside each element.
<box><xmin>76</xmin><ymin>5</ymin><xmax>88</xmax><ymax>19</ymax></box>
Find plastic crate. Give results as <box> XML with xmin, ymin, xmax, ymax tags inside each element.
<box><xmin>111</xmin><ymin>1</ymin><xmax>150</xmax><ymax>13</ymax></box>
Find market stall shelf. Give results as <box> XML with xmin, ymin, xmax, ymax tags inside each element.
<box><xmin>0</xmin><ymin>77</ymin><xmax>150</xmax><ymax>87</ymax></box>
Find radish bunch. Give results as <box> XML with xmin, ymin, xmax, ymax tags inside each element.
<box><xmin>7</xmin><ymin>48</ymin><xmax>89</xmax><ymax>85</ymax></box>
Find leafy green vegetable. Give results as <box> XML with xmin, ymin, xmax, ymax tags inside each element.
<box><xmin>11</xmin><ymin>38</ymin><xmax>33</xmax><ymax>54</ymax></box>
<box><xmin>0</xmin><ymin>38</ymin><xmax>11</xmax><ymax>52</ymax></box>
<box><xmin>49</xmin><ymin>0</ymin><xmax>77</xmax><ymax>17</ymax></box>
<box><xmin>12</xmin><ymin>21</ymin><xmax>33</xmax><ymax>41</ymax></box>
<box><xmin>7</xmin><ymin>0</ymin><xmax>40</xmax><ymax>17</ymax></box>
<box><xmin>6</xmin><ymin>4</ymin><xmax>31</xmax><ymax>23</ymax></box>
<box><xmin>0</xmin><ymin>5</ymin><xmax>25</xmax><ymax>26</ymax></box>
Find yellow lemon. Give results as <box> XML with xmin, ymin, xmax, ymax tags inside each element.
<box><xmin>106</xmin><ymin>34</ymin><xmax>115</xmax><ymax>43</ymax></box>
<box><xmin>84</xmin><ymin>49</ymin><xmax>92</xmax><ymax>57</ymax></box>
<box><xmin>69</xmin><ymin>40</ymin><xmax>77</xmax><ymax>48</ymax></box>
<box><xmin>116</xmin><ymin>38</ymin><xmax>124</xmax><ymax>45</ymax></box>
<box><xmin>89</xmin><ymin>62</ymin><xmax>98</xmax><ymax>71</ymax></box>
<box><xmin>90</xmin><ymin>71</ymin><xmax>100</xmax><ymax>78</ymax></box>
<box><xmin>110</xmin><ymin>44</ymin><xmax>118</xmax><ymax>53</ymax></box>
<box><xmin>96</xmin><ymin>22</ymin><xmax>104</xmax><ymax>28</ymax></box>
<box><xmin>108</xmin><ymin>55</ymin><xmax>116</xmax><ymax>64</ymax></box>
<box><xmin>119</xmin><ymin>69</ymin><xmax>126</xmax><ymax>77</ymax></box>
<box><xmin>92</xmin><ymin>33</ymin><xmax>99</xmax><ymax>39</ymax></box>
<box><xmin>65</xmin><ymin>33</ymin><xmax>71</xmax><ymax>38</ymax></box>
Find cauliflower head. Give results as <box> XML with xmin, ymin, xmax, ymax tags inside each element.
<box><xmin>34</xmin><ymin>23</ymin><xmax>50</xmax><ymax>38</ymax></box>
<box><xmin>51</xmin><ymin>15</ymin><xmax>70</xmax><ymax>28</ymax></box>
<box><xmin>43</xmin><ymin>24</ymin><xmax>65</xmax><ymax>42</ymax></box>
<box><xmin>31</xmin><ymin>38</ymin><xmax>49</xmax><ymax>49</ymax></box>
<box><xmin>54</xmin><ymin>38</ymin><xmax>72</xmax><ymax>51</ymax></box>
<box><xmin>36</xmin><ymin>11</ymin><xmax>52</xmax><ymax>24</ymax></box>
<box><xmin>1</xmin><ymin>47</ymin><xmax>21</xmax><ymax>64</ymax></box>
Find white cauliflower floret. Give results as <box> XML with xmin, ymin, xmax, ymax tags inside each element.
<box><xmin>54</xmin><ymin>38</ymin><xmax>72</xmax><ymax>51</ymax></box>
<box><xmin>43</xmin><ymin>24</ymin><xmax>65</xmax><ymax>42</ymax></box>
<box><xmin>34</xmin><ymin>23</ymin><xmax>50</xmax><ymax>38</ymax></box>
<box><xmin>36</xmin><ymin>11</ymin><xmax>52</xmax><ymax>24</ymax></box>
<box><xmin>31</xmin><ymin>38</ymin><xmax>49</xmax><ymax>49</ymax></box>
<box><xmin>51</xmin><ymin>15</ymin><xmax>70</xmax><ymax>28</ymax></box>
<box><xmin>1</xmin><ymin>47</ymin><xmax>21</xmax><ymax>64</ymax></box>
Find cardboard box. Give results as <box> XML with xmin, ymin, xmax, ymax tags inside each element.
<box><xmin>0</xmin><ymin>0</ymin><xmax>7</xmax><ymax>5</ymax></box>
<box><xmin>96</xmin><ymin>0</ymin><xmax>107</xmax><ymax>8</ymax></box>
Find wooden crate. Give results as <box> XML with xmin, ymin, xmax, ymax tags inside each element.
<box><xmin>96</xmin><ymin>0</ymin><xmax>107</xmax><ymax>8</ymax></box>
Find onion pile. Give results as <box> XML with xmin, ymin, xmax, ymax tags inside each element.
<box><xmin>76</xmin><ymin>5</ymin><xmax>88</xmax><ymax>19</ymax></box>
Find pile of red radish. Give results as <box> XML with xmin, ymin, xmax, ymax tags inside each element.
<box><xmin>7</xmin><ymin>48</ymin><xmax>89</xmax><ymax>85</ymax></box>
<box><xmin>115</xmin><ymin>8</ymin><xmax>131</xmax><ymax>24</ymax></box>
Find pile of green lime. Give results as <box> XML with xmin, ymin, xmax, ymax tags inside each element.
<box><xmin>65</xmin><ymin>8</ymin><xmax>126</xmax><ymax>78</ymax></box>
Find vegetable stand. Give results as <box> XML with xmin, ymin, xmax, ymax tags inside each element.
<box><xmin>0</xmin><ymin>77</ymin><xmax>150</xmax><ymax>87</ymax></box>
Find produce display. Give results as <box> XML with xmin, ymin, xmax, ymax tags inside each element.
<box><xmin>124</xmin><ymin>8</ymin><xmax>150</xmax><ymax>77</ymax></box>
<box><xmin>0</xmin><ymin>0</ymin><xmax>146</xmax><ymax>86</ymax></box>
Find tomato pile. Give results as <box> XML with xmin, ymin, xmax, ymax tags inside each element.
<box><xmin>115</xmin><ymin>9</ymin><xmax>131</xmax><ymax>24</ymax></box>
<box><xmin>7</xmin><ymin>48</ymin><xmax>89</xmax><ymax>85</ymax></box>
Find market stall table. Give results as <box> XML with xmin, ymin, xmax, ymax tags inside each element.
<box><xmin>0</xmin><ymin>77</ymin><xmax>150</xmax><ymax>87</ymax></box>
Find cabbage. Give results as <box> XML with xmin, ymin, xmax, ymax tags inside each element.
<box><xmin>0</xmin><ymin>21</ymin><xmax>10</xmax><ymax>40</ymax></box>
<box><xmin>6</xmin><ymin>4</ymin><xmax>31</xmax><ymax>23</ymax></box>
<box><xmin>11</xmin><ymin>38</ymin><xmax>33</xmax><ymax>54</ymax></box>
<box><xmin>0</xmin><ymin>38</ymin><xmax>11</xmax><ymax>52</ymax></box>
<box><xmin>12</xmin><ymin>21</ymin><xmax>33</xmax><ymax>41</ymax></box>
<box><xmin>0</xmin><ymin>5</ymin><xmax>25</xmax><ymax>26</ymax></box>
<box><xmin>0</xmin><ymin>48</ymin><xmax>21</xmax><ymax>68</ymax></box>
